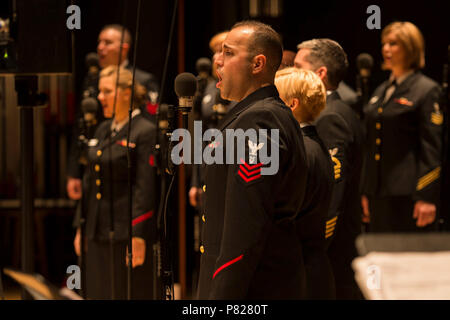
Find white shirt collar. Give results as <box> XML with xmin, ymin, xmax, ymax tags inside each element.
<box><xmin>389</xmin><ymin>70</ymin><xmax>414</xmax><ymax>86</ymax></box>
<box><xmin>300</xmin><ymin>122</ymin><xmax>312</xmax><ymax>128</ymax></box>
<box><xmin>111</xmin><ymin>108</ymin><xmax>141</xmax><ymax>134</ymax></box>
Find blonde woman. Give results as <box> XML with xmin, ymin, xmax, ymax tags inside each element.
<box><xmin>275</xmin><ymin>67</ymin><xmax>335</xmax><ymax>299</ymax></box>
<box><xmin>74</xmin><ymin>66</ymin><xmax>158</xmax><ymax>299</ymax></box>
<box><xmin>361</xmin><ymin>22</ymin><xmax>442</xmax><ymax>232</ymax></box>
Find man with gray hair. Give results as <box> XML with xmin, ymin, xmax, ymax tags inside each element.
<box><xmin>295</xmin><ymin>38</ymin><xmax>364</xmax><ymax>299</ymax></box>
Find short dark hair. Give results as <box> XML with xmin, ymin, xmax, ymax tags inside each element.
<box><xmin>101</xmin><ymin>24</ymin><xmax>132</xmax><ymax>46</ymax></box>
<box><xmin>232</xmin><ymin>20</ymin><xmax>283</xmax><ymax>77</ymax></box>
<box><xmin>297</xmin><ymin>39</ymin><xmax>348</xmax><ymax>89</ymax></box>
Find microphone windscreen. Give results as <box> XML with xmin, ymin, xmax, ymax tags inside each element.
<box><xmin>81</xmin><ymin>97</ymin><xmax>99</xmax><ymax>114</ymax></box>
<box><xmin>174</xmin><ymin>73</ymin><xmax>198</xmax><ymax>97</ymax></box>
<box><xmin>85</xmin><ymin>52</ymin><xmax>99</xmax><ymax>68</ymax></box>
<box><xmin>196</xmin><ymin>57</ymin><xmax>212</xmax><ymax>74</ymax></box>
<box><xmin>356</xmin><ymin>53</ymin><xmax>374</xmax><ymax>70</ymax></box>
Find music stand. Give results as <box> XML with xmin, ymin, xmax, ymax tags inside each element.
<box><xmin>3</xmin><ymin>268</ymin><xmax>83</xmax><ymax>300</ymax></box>
<box><xmin>355</xmin><ymin>232</ymin><xmax>450</xmax><ymax>255</ymax></box>
<box><xmin>353</xmin><ymin>232</ymin><xmax>450</xmax><ymax>300</ymax></box>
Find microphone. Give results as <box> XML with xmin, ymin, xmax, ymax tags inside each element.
<box><xmin>83</xmin><ymin>52</ymin><xmax>100</xmax><ymax>99</ymax></box>
<box><xmin>85</xmin><ymin>52</ymin><xmax>99</xmax><ymax>75</ymax></box>
<box><xmin>81</xmin><ymin>97</ymin><xmax>98</xmax><ymax>125</ymax></box>
<box><xmin>356</xmin><ymin>53</ymin><xmax>374</xmax><ymax>78</ymax></box>
<box><xmin>356</xmin><ymin>53</ymin><xmax>374</xmax><ymax>108</ymax></box>
<box><xmin>194</xmin><ymin>58</ymin><xmax>212</xmax><ymax>119</ymax></box>
<box><xmin>196</xmin><ymin>57</ymin><xmax>212</xmax><ymax>80</ymax></box>
<box><xmin>77</xmin><ymin>96</ymin><xmax>99</xmax><ymax>164</ymax></box>
<box><xmin>174</xmin><ymin>72</ymin><xmax>198</xmax><ymax>114</ymax></box>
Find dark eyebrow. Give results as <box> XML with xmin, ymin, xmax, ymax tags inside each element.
<box><xmin>223</xmin><ymin>43</ymin><xmax>233</xmax><ymax>50</ymax></box>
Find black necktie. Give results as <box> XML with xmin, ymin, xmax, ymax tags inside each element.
<box><xmin>381</xmin><ymin>79</ymin><xmax>397</xmax><ymax>105</ymax></box>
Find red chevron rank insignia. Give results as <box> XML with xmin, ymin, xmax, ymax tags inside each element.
<box><xmin>238</xmin><ymin>158</ymin><xmax>263</xmax><ymax>183</ymax></box>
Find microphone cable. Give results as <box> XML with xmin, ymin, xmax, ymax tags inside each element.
<box><xmin>126</xmin><ymin>0</ymin><xmax>143</xmax><ymax>300</ymax></box>
<box><xmin>155</xmin><ymin>0</ymin><xmax>180</xmax><ymax>300</ymax></box>
<box><xmin>106</xmin><ymin>1</ymin><xmax>128</xmax><ymax>301</ymax></box>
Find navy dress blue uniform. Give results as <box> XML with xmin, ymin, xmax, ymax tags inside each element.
<box><xmin>79</xmin><ymin>112</ymin><xmax>158</xmax><ymax>299</ymax></box>
<box><xmin>196</xmin><ymin>85</ymin><xmax>309</xmax><ymax>299</ymax></box>
<box><xmin>362</xmin><ymin>71</ymin><xmax>442</xmax><ymax>232</ymax></box>
<box><xmin>191</xmin><ymin>81</ymin><xmax>237</xmax><ymax>189</ymax></box>
<box><xmin>296</xmin><ymin>124</ymin><xmax>335</xmax><ymax>299</ymax></box>
<box><xmin>67</xmin><ymin>64</ymin><xmax>159</xmax><ymax>180</ymax></box>
<box><xmin>315</xmin><ymin>91</ymin><xmax>364</xmax><ymax>299</ymax></box>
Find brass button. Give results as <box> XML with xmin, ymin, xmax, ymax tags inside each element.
<box><xmin>202</xmin><ymin>185</ymin><xmax>206</xmax><ymax>192</ymax></box>
<box><xmin>95</xmin><ymin>164</ymin><xmax>100</xmax><ymax>172</ymax></box>
<box><xmin>376</xmin><ymin>138</ymin><xmax>381</xmax><ymax>145</ymax></box>
<box><xmin>376</xmin><ymin>122</ymin><xmax>381</xmax><ymax>130</ymax></box>
<box><xmin>97</xmin><ymin>150</ymin><xmax>102</xmax><ymax>157</ymax></box>
<box><xmin>96</xmin><ymin>179</ymin><xmax>101</xmax><ymax>186</ymax></box>
<box><xmin>200</xmin><ymin>245</ymin><xmax>205</xmax><ymax>254</ymax></box>
<box><xmin>375</xmin><ymin>154</ymin><xmax>380</xmax><ymax>161</ymax></box>
<box><xmin>96</xmin><ymin>192</ymin><xmax>102</xmax><ymax>200</ymax></box>
<box><xmin>202</xmin><ymin>215</ymin><xmax>206</xmax><ymax>223</ymax></box>
<box><xmin>378</xmin><ymin>107</ymin><xmax>383</xmax><ymax>114</ymax></box>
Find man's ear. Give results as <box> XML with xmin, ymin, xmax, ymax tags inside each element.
<box><xmin>315</xmin><ymin>66</ymin><xmax>327</xmax><ymax>81</ymax></box>
<box><xmin>252</xmin><ymin>54</ymin><xmax>266</xmax><ymax>74</ymax></box>
<box><xmin>122</xmin><ymin>43</ymin><xmax>130</xmax><ymax>57</ymax></box>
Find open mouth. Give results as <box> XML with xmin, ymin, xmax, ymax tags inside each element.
<box><xmin>216</xmin><ymin>70</ymin><xmax>222</xmax><ymax>88</ymax></box>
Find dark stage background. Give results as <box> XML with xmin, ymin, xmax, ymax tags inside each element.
<box><xmin>73</xmin><ymin>0</ymin><xmax>449</xmax><ymax>106</ymax></box>
<box><xmin>0</xmin><ymin>0</ymin><xmax>448</xmax><ymax>298</ymax></box>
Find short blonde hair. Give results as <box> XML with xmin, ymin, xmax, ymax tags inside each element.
<box><xmin>209</xmin><ymin>31</ymin><xmax>228</xmax><ymax>53</ymax></box>
<box><xmin>381</xmin><ymin>21</ymin><xmax>425</xmax><ymax>70</ymax></box>
<box><xmin>99</xmin><ymin>66</ymin><xmax>147</xmax><ymax>108</ymax></box>
<box><xmin>275</xmin><ymin>67</ymin><xmax>326</xmax><ymax>123</ymax></box>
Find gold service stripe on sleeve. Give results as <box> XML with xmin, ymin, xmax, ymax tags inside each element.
<box><xmin>326</xmin><ymin>216</ymin><xmax>338</xmax><ymax>225</ymax></box>
<box><xmin>416</xmin><ymin>167</ymin><xmax>441</xmax><ymax>191</ymax></box>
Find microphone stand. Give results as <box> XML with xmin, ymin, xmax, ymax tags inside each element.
<box><xmin>153</xmin><ymin>0</ymin><xmax>179</xmax><ymax>300</ymax></box>
<box><xmin>15</xmin><ymin>76</ymin><xmax>47</xmax><ymax>300</ymax></box>
<box><xmin>161</xmin><ymin>105</ymin><xmax>177</xmax><ymax>300</ymax></box>
<box><xmin>76</xmin><ymin>114</ymin><xmax>88</xmax><ymax>299</ymax></box>
<box><xmin>160</xmin><ymin>102</ymin><xmax>190</xmax><ymax>301</ymax></box>
<box><xmin>125</xmin><ymin>0</ymin><xmax>143</xmax><ymax>300</ymax></box>
<box><xmin>105</xmin><ymin>2</ymin><xmax>129</xmax><ymax>300</ymax></box>
<box><xmin>355</xmin><ymin>72</ymin><xmax>370</xmax><ymax>119</ymax></box>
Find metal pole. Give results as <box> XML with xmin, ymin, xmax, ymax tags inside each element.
<box><xmin>20</xmin><ymin>104</ymin><xmax>35</xmax><ymax>300</ymax></box>
<box><xmin>177</xmin><ymin>0</ymin><xmax>187</xmax><ymax>300</ymax></box>
<box><xmin>0</xmin><ymin>77</ymin><xmax>6</xmax><ymax>184</ymax></box>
